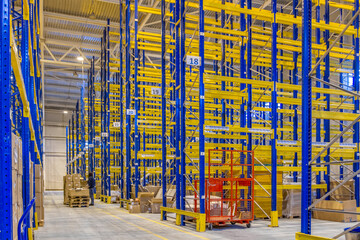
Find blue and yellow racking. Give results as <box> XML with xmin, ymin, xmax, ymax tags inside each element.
<box><xmin>66</xmin><ymin>0</ymin><xmax>360</xmax><ymax>237</ymax></box>
<box><xmin>1</xmin><ymin>0</ymin><xmax>44</xmax><ymax>239</ymax></box>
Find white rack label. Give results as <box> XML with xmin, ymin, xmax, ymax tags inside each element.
<box><xmin>141</xmin><ymin>154</ymin><xmax>155</xmax><ymax>158</ymax></box>
<box><xmin>127</xmin><ymin>109</ymin><xmax>136</xmax><ymax>116</ymax></box>
<box><xmin>95</xmin><ymin>137</ymin><xmax>101</xmax><ymax>141</ymax></box>
<box><xmin>101</xmin><ymin>132</ymin><xmax>108</xmax><ymax>137</ymax></box>
<box><xmin>113</xmin><ymin>122</ymin><xmax>121</xmax><ymax>128</ymax></box>
<box><xmin>151</xmin><ymin>87</ymin><xmax>162</xmax><ymax>96</ymax></box>
<box><xmin>186</xmin><ymin>55</ymin><xmax>201</xmax><ymax>66</ymax></box>
<box><xmin>89</xmin><ymin>144</ymin><xmax>94</xmax><ymax>148</ymax></box>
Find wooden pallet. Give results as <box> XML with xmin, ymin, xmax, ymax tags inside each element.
<box><xmin>69</xmin><ymin>198</ymin><xmax>90</xmax><ymax>202</ymax></box>
<box><xmin>69</xmin><ymin>197</ymin><xmax>89</xmax><ymax>202</ymax></box>
<box><xmin>69</xmin><ymin>203</ymin><xmax>90</xmax><ymax>208</ymax></box>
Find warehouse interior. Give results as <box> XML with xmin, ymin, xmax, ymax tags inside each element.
<box><xmin>2</xmin><ymin>0</ymin><xmax>360</xmax><ymax>239</ymax></box>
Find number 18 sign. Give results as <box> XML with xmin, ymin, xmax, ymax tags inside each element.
<box><xmin>186</xmin><ymin>55</ymin><xmax>201</xmax><ymax>66</ymax></box>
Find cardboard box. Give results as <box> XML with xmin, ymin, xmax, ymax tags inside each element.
<box><xmin>313</xmin><ymin>200</ymin><xmax>357</xmax><ymax>223</ymax></box>
<box><xmin>139</xmin><ymin>192</ymin><xmax>154</xmax><ymax>213</ymax></box>
<box><xmin>73</xmin><ymin>182</ymin><xmax>81</xmax><ymax>189</ymax></box>
<box><xmin>35</xmin><ymin>165</ymin><xmax>42</xmax><ymax>179</ymax></box>
<box><xmin>151</xmin><ymin>198</ymin><xmax>173</xmax><ymax>214</ymax></box>
<box><xmin>283</xmin><ymin>189</ymin><xmax>301</xmax><ymax>218</ymax></box>
<box><xmin>129</xmin><ymin>203</ymin><xmax>141</xmax><ymax>214</ymax></box>
<box><xmin>30</xmin><ymin>162</ymin><xmax>34</xmax><ymax>200</ymax></box>
<box><xmin>80</xmin><ymin>179</ymin><xmax>88</xmax><ymax>188</ymax></box>
<box><xmin>12</xmin><ymin>170</ymin><xmax>18</xmax><ymax>205</ymax></box>
<box><xmin>13</xmin><ymin>204</ymin><xmax>18</xmax><ymax>240</ymax></box>
<box><xmin>72</xmin><ymin>174</ymin><xmax>81</xmax><ymax>183</ymax></box>
<box><xmin>18</xmin><ymin>140</ymin><xmax>22</xmax><ymax>175</ymax></box>
<box><xmin>17</xmin><ymin>174</ymin><xmax>23</xmax><ymax>205</ymax></box>
<box><xmin>68</xmin><ymin>189</ymin><xmax>89</xmax><ymax>197</ymax></box>
<box><xmin>12</xmin><ymin>133</ymin><xmax>19</xmax><ymax>171</ymax></box>
<box><xmin>35</xmin><ymin>192</ymin><xmax>43</xmax><ymax>207</ymax></box>
<box><xmin>65</xmin><ymin>175</ymin><xmax>72</xmax><ymax>183</ymax></box>
<box><xmin>35</xmin><ymin>178</ymin><xmax>42</xmax><ymax>193</ymax></box>
<box><xmin>36</xmin><ymin>206</ymin><xmax>44</xmax><ymax>222</ymax></box>
<box><xmin>18</xmin><ymin>157</ymin><xmax>23</xmax><ymax>176</ymax></box>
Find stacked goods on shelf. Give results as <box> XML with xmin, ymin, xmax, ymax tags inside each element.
<box><xmin>320</xmin><ymin>180</ymin><xmax>354</xmax><ymax>201</ymax></box>
<box><xmin>68</xmin><ymin>189</ymin><xmax>90</xmax><ymax>208</ymax></box>
<box><xmin>63</xmin><ymin>175</ymin><xmax>72</xmax><ymax>204</ymax></box>
<box><xmin>95</xmin><ymin>181</ymin><xmax>101</xmax><ymax>199</ymax></box>
<box><xmin>12</xmin><ymin>133</ymin><xmax>23</xmax><ymax>240</ymax></box>
<box><xmin>35</xmin><ymin>165</ymin><xmax>45</xmax><ymax>227</ymax></box>
<box><xmin>254</xmin><ymin>171</ymin><xmax>283</xmax><ymax>219</ymax></box>
<box><xmin>138</xmin><ymin>193</ymin><xmax>154</xmax><ymax>213</ymax></box>
<box><xmin>313</xmin><ymin>200</ymin><xmax>357</xmax><ymax>223</ymax></box>
<box><xmin>282</xmin><ymin>189</ymin><xmax>301</xmax><ymax>218</ymax></box>
<box><xmin>129</xmin><ymin>199</ymin><xmax>141</xmax><ymax>214</ymax></box>
<box><xmin>63</xmin><ymin>174</ymin><xmax>90</xmax><ymax>207</ymax></box>
<box><xmin>110</xmin><ymin>185</ymin><xmax>120</xmax><ymax>203</ymax></box>
<box><xmin>72</xmin><ymin>174</ymin><xmax>81</xmax><ymax>189</ymax></box>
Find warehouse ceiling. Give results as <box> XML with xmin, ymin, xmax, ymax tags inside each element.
<box><xmin>42</xmin><ymin>0</ymin><xmax>298</xmax><ymax>113</ymax></box>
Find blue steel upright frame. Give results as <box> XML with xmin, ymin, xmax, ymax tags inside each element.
<box><xmin>353</xmin><ymin>0</ymin><xmax>360</xmax><ymax>211</ymax></box>
<box><xmin>270</xmin><ymin>0</ymin><xmax>278</xmax><ymax>227</ymax></box>
<box><xmin>0</xmin><ymin>0</ymin><xmax>13</xmax><ymax>238</ymax></box>
<box><xmin>301</xmin><ymin>0</ymin><xmax>312</xmax><ymax>234</ymax></box>
<box><xmin>160</xmin><ymin>0</ymin><xmax>167</xmax><ymax>220</ymax></box>
<box><xmin>100</xmin><ymin>21</ymin><xmax>111</xmax><ymax>198</ymax></box>
<box><xmin>125</xmin><ymin>0</ymin><xmax>131</xmax><ymax>200</ymax></box>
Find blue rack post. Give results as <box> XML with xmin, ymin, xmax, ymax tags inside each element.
<box><xmin>125</xmin><ymin>0</ymin><xmax>131</xmax><ymax>200</ymax></box>
<box><xmin>80</xmin><ymin>80</ymin><xmax>86</xmax><ymax>179</ymax></box>
<box><xmin>118</xmin><ymin>0</ymin><xmax>124</xmax><ymax>202</ymax></box>
<box><xmin>134</xmin><ymin>0</ymin><xmax>140</xmax><ymax>198</ymax></box>
<box><xmin>0</xmin><ymin>0</ymin><xmax>13</xmax><ymax>238</ymax></box>
<box><xmin>160</xmin><ymin>0</ymin><xmax>167</xmax><ymax>220</ymax></box>
<box><xmin>199</xmin><ymin>0</ymin><xmax>205</xmax><ymax>215</ymax></box>
<box><xmin>66</xmin><ymin>126</ymin><xmax>69</xmax><ymax>174</ymax></box>
<box><xmin>179</xmin><ymin>0</ymin><xmax>186</xmax><ymax>225</ymax></box>
<box><xmin>315</xmin><ymin>2</ymin><xmax>322</xmax><ymax>199</ymax></box>
<box><xmin>270</xmin><ymin>0</ymin><xmax>278</xmax><ymax>228</ymax></box>
<box><xmin>301</xmin><ymin>0</ymin><xmax>312</xmax><ymax>234</ymax></box>
<box><xmin>353</xmin><ymin>0</ymin><xmax>360</xmax><ymax>211</ymax></box>
<box><xmin>174</xmin><ymin>0</ymin><xmax>181</xmax><ymax>215</ymax></box>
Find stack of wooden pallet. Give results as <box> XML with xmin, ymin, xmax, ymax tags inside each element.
<box><xmin>68</xmin><ymin>189</ymin><xmax>90</xmax><ymax>208</ymax></box>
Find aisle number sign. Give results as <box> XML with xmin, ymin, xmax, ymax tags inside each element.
<box><xmin>151</xmin><ymin>88</ymin><xmax>162</xmax><ymax>96</ymax></box>
<box><xmin>127</xmin><ymin>109</ymin><xmax>136</xmax><ymax>115</ymax></box>
<box><xmin>186</xmin><ymin>55</ymin><xmax>201</xmax><ymax>66</ymax></box>
<box><xmin>113</xmin><ymin>122</ymin><xmax>121</xmax><ymax>128</ymax></box>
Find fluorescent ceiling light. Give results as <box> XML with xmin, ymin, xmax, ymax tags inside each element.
<box><xmin>64</xmin><ymin>111</ymin><xmax>68</xmax><ymax>114</ymax></box>
<box><xmin>77</xmin><ymin>56</ymin><xmax>84</xmax><ymax>61</ymax></box>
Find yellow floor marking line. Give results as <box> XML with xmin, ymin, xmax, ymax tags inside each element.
<box><xmin>118</xmin><ymin>208</ymin><xmax>210</xmax><ymax>240</ymax></box>
<box><xmin>102</xmin><ymin>210</ymin><xmax>168</xmax><ymax>240</ymax></box>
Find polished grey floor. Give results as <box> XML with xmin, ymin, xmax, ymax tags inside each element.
<box><xmin>35</xmin><ymin>191</ymin><xmax>353</xmax><ymax>240</ymax></box>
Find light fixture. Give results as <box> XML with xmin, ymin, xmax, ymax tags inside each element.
<box><xmin>63</xmin><ymin>111</ymin><xmax>68</xmax><ymax>114</ymax></box>
<box><xmin>77</xmin><ymin>56</ymin><xmax>84</xmax><ymax>61</ymax></box>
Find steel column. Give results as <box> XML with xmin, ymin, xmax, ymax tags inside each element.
<box><xmin>301</xmin><ymin>0</ymin><xmax>312</xmax><ymax>234</ymax></box>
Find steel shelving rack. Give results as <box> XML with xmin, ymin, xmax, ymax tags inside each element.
<box><xmin>67</xmin><ymin>0</ymin><xmax>360</xmax><ymax>236</ymax></box>
<box><xmin>1</xmin><ymin>0</ymin><xmax>44</xmax><ymax>239</ymax></box>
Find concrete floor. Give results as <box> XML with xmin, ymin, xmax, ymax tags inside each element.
<box><xmin>35</xmin><ymin>191</ymin><xmax>354</xmax><ymax>240</ymax></box>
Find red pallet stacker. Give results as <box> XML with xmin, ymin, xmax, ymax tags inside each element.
<box><xmin>195</xmin><ymin>149</ymin><xmax>255</xmax><ymax>230</ymax></box>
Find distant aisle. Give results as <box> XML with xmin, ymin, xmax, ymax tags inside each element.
<box><xmin>35</xmin><ymin>192</ymin><xmax>351</xmax><ymax>240</ymax></box>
